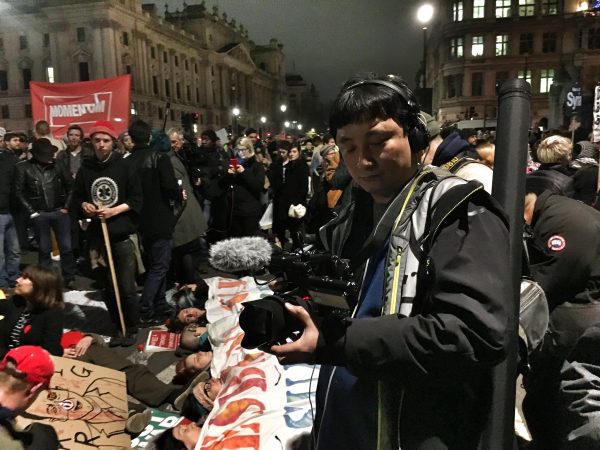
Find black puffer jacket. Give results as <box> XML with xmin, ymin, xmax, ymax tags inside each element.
<box><xmin>526</xmin><ymin>164</ymin><xmax>575</xmax><ymax>198</ymax></box>
<box><xmin>189</xmin><ymin>145</ymin><xmax>229</xmax><ymax>201</ymax></box>
<box><xmin>14</xmin><ymin>158</ymin><xmax>72</xmax><ymax>215</ymax></box>
<box><xmin>269</xmin><ymin>158</ymin><xmax>309</xmax><ymax>222</ymax></box>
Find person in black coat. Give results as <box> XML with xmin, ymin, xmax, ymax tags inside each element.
<box><xmin>0</xmin><ymin>265</ymin><xmax>64</xmax><ymax>359</ymax></box>
<box><xmin>269</xmin><ymin>140</ymin><xmax>309</xmax><ymax>249</ymax></box>
<box><xmin>226</xmin><ymin>137</ymin><xmax>266</xmax><ymax>238</ymax></box>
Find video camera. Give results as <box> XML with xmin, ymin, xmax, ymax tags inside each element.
<box><xmin>239</xmin><ymin>248</ymin><xmax>359</xmax><ymax>349</ymax></box>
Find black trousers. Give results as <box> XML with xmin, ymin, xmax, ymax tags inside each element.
<box><xmin>79</xmin><ymin>344</ymin><xmax>173</xmax><ymax>407</ymax></box>
<box><xmin>104</xmin><ymin>238</ymin><xmax>139</xmax><ymax>331</ymax></box>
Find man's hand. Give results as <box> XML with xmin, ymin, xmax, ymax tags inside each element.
<box><xmin>269</xmin><ymin>303</ymin><xmax>319</xmax><ymax>365</ymax></box>
<box><xmin>81</xmin><ymin>202</ymin><xmax>97</xmax><ymax>217</ymax></box>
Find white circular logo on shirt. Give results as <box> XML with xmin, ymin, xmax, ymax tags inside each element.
<box><xmin>91</xmin><ymin>177</ymin><xmax>118</xmax><ymax>208</ymax></box>
<box><xmin>547</xmin><ymin>235</ymin><xmax>566</xmax><ymax>252</ymax></box>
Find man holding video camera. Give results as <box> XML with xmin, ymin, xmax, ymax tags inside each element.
<box><xmin>270</xmin><ymin>74</ymin><xmax>511</xmax><ymax>450</ymax></box>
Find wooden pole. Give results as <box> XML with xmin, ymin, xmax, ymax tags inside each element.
<box><xmin>100</xmin><ymin>217</ymin><xmax>127</xmax><ymax>337</ymax></box>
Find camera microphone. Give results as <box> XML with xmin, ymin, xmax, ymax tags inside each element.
<box><xmin>209</xmin><ymin>236</ymin><xmax>273</xmax><ymax>273</ymax></box>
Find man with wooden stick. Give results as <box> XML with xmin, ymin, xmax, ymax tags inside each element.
<box><xmin>71</xmin><ymin>121</ymin><xmax>143</xmax><ymax>346</ymax></box>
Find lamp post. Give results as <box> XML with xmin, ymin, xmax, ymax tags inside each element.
<box><xmin>232</xmin><ymin>107</ymin><xmax>240</xmax><ymax>136</ymax></box>
<box><xmin>416</xmin><ymin>3</ymin><xmax>434</xmax><ymax>113</ymax></box>
<box><xmin>280</xmin><ymin>104</ymin><xmax>287</xmax><ymax>135</ymax></box>
<box><xmin>260</xmin><ymin>116</ymin><xmax>267</xmax><ymax>138</ymax></box>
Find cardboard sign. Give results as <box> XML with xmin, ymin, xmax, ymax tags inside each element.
<box><xmin>131</xmin><ymin>409</ymin><xmax>184</xmax><ymax>448</ymax></box>
<box><xmin>145</xmin><ymin>329</ymin><xmax>181</xmax><ymax>353</ymax></box>
<box><xmin>18</xmin><ymin>356</ymin><xmax>130</xmax><ymax>450</ymax></box>
<box><xmin>30</xmin><ymin>75</ymin><xmax>131</xmax><ymax>139</ymax></box>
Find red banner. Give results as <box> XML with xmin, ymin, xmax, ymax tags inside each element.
<box><xmin>30</xmin><ymin>75</ymin><xmax>131</xmax><ymax>139</ymax></box>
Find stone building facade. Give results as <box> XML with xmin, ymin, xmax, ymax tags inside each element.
<box><xmin>0</xmin><ymin>0</ymin><xmax>286</xmax><ymax>134</ymax></box>
<box><xmin>426</xmin><ymin>0</ymin><xmax>600</xmax><ymax>129</ymax></box>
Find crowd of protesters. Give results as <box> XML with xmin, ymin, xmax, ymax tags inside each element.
<box><xmin>0</xmin><ymin>103</ymin><xmax>599</xmax><ymax>449</ymax></box>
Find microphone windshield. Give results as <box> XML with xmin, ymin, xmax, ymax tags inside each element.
<box><xmin>209</xmin><ymin>236</ymin><xmax>272</xmax><ymax>273</ymax></box>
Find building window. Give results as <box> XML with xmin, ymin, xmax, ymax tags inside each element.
<box><xmin>518</xmin><ymin>69</ymin><xmax>532</xmax><ymax>85</ymax></box>
<box><xmin>176</xmin><ymin>82</ymin><xmax>181</xmax><ymax>99</ymax></box>
<box><xmin>125</xmin><ymin>65</ymin><xmax>131</xmax><ymax>75</ymax></box>
<box><xmin>43</xmin><ymin>33</ymin><xmax>49</xmax><ymax>48</ymax></box>
<box><xmin>589</xmin><ymin>28</ymin><xmax>600</xmax><ymax>50</ymax></box>
<box><xmin>450</xmin><ymin>37</ymin><xmax>464</xmax><ymax>58</ymax></box>
<box><xmin>77</xmin><ymin>27</ymin><xmax>85</xmax><ymax>42</ymax></box>
<box><xmin>187</xmin><ymin>85</ymin><xmax>191</xmax><ymax>101</ymax></box>
<box><xmin>19</xmin><ymin>35</ymin><xmax>28</xmax><ymax>50</ymax></box>
<box><xmin>519</xmin><ymin>33</ymin><xmax>534</xmax><ymax>54</ymax></box>
<box><xmin>122</xmin><ymin>32</ymin><xmax>129</xmax><ymax>46</ymax></box>
<box><xmin>472</xmin><ymin>72</ymin><xmax>484</xmax><ymax>96</ymax></box>
<box><xmin>152</xmin><ymin>76</ymin><xmax>158</xmax><ymax>95</ymax></box>
<box><xmin>24</xmin><ymin>104</ymin><xmax>32</xmax><ymax>118</ymax></box>
<box><xmin>496</xmin><ymin>34</ymin><xmax>508</xmax><ymax>55</ymax></box>
<box><xmin>163</xmin><ymin>52</ymin><xmax>168</xmax><ymax>63</ymax></box>
<box><xmin>540</xmin><ymin>69</ymin><xmax>554</xmax><ymax>93</ymax></box>
<box><xmin>158</xmin><ymin>107</ymin><xmax>163</xmax><ymax>119</ymax></box>
<box><xmin>175</xmin><ymin>55</ymin><xmax>179</xmax><ymax>67</ymax></box>
<box><xmin>495</xmin><ymin>0</ymin><xmax>511</xmax><ymax>17</ymax></box>
<box><xmin>195</xmin><ymin>63</ymin><xmax>198</xmax><ymax>74</ymax></box>
<box><xmin>542</xmin><ymin>32</ymin><xmax>557</xmax><ymax>53</ymax></box>
<box><xmin>165</xmin><ymin>80</ymin><xmax>171</xmax><ymax>97</ymax></box>
<box><xmin>1</xmin><ymin>105</ymin><xmax>8</xmax><ymax>119</ymax></box>
<box><xmin>79</xmin><ymin>62</ymin><xmax>89</xmax><ymax>81</ymax></box>
<box><xmin>196</xmin><ymin>87</ymin><xmax>200</xmax><ymax>103</ymax></box>
<box><xmin>473</xmin><ymin>0</ymin><xmax>485</xmax><ymax>18</ymax></box>
<box><xmin>496</xmin><ymin>71</ymin><xmax>509</xmax><ymax>93</ymax></box>
<box><xmin>170</xmin><ymin>109</ymin><xmax>175</xmax><ymax>121</ymax></box>
<box><xmin>185</xmin><ymin>59</ymin><xmax>189</xmax><ymax>70</ymax></box>
<box><xmin>46</xmin><ymin>67</ymin><xmax>55</xmax><ymax>83</ymax></box>
<box><xmin>452</xmin><ymin>1</ymin><xmax>464</xmax><ymax>21</ymax></box>
<box><xmin>445</xmin><ymin>74</ymin><xmax>463</xmax><ymax>98</ymax></box>
<box><xmin>541</xmin><ymin>0</ymin><xmax>558</xmax><ymax>15</ymax></box>
<box><xmin>472</xmin><ymin>35</ymin><xmax>484</xmax><ymax>56</ymax></box>
<box><xmin>151</xmin><ymin>47</ymin><xmax>156</xmax><ymax>59</ymax></box>
<box><xmin>22</xmin><ymin>68</ymin><xmax>31</xmax><ymax>90</ymax></box>
<box><xmin>519</xmin><ymin>0</ymin><xmax>535</xmax><ymax>16</ymax></box>
<box><xmin>0</xmin><ymin>71</ymin><xmax>7</xmax><ymax>91</ymax></box>
<box><xmin>0</xmin><ymin>38</ymin><xmax>3</xmax><ymax>52</ymax></box>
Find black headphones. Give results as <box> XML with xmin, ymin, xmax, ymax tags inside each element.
<box><xmin>342</xmin><ymin>78</ymin><xmax>430</xmax><ymax>153</ymax></box>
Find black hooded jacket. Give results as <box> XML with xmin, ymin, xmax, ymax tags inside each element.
<box><xmin>71</xmin><ymin>151</ymin><xmax>142</xmax><ymax>242</ymax></box>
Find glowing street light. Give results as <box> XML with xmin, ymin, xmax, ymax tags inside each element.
<box><xmin>284</xmin><ymin>121</ymin><xmax>290</xmax><ymax>128</ymax></box>
<box><xmin>232</xmin><ymin>107</ymin><xmax>241</xmax><ymax>117</ymax></box>
<box><xmin>280</xmin><ymin>104</ymin><xmax>287</xmax><ymax>113</ymax></box>
<box><xmin>417</xmin><ymin>3</ymin><xmax>434</xmax><ymax>25</ymax></box>
<box><xmin>260</xmin><ymin>116</ymin><xmax>267</xmax><ymax>124</ymax></box>
<box><xmin>297</xmin><ymin>124</ymin><xmax>303</xmax><ymax>131</ymax></box>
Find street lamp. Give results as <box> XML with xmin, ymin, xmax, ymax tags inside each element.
<box><xmin>232</xmin><ymin>107</ymin><xmax>240</xmax><ymax>135</ymax></box>
<box><xmin>260</xmin><ymin>116</ymin><xmax>267</xmax><ymax>124</ymax></box>
<box><xmin>284</xmin><ymin>121</ymin><xmax>290</xmax><ymax>128</ymax></box>
<box><xmin>280</xmin><ymin>104</ymin><xmax>287</xmax><ymax>113</ymax></box>
<box><xmin>297</xmin><ymin>123</ymin><xmax>303</xmax><ymax>131</ymax></box>
<box><xmin>416</xmin><ymin>3</ymin><xmax>434</xmax><ymax>89</ymax></box>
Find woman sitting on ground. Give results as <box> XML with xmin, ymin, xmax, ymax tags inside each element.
<box><xmin>0</xmin><ymin>266</ymin><xmax>64</xmax><ymax>358</ymax></box>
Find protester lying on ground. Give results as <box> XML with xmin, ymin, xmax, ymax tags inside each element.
<box><xmin>173</xmin><ymin>351</ymin><xmax>213</xmax><ymax>385</ymax></box>
<box><xmin>0</xmin><ymin>345</ymin><xmax>59</xmax><ymax>450</ymax></box>
<box><xmin>60</xmin><ymin>330</ymin><xmax>185</xmax><ymax>408</ymax></box>
<box><xmin>0</xmin><ymin>266</ymin><xmax>64</xmax><ymax>358</ymax></box>
<box><xmin>177</xmin><ymin>324</ymin><xmax>210</xmax><ymax>354</ymax></box>
<box><xmin>152</xmin><ymin>421</ymin><xmax>202</xmax><ymax>450</ymax></box>
<box><xmin>179</xmin><ymin>376</ymin><xmax>222</xmax><ymax>425</ymax></box>
<box><xmin>166</xmin><ymin>305</ymin><xmax>207</xmax><ymax>333</ymax></box>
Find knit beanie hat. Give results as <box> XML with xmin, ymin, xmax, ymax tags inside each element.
<box><xmin>89</xmin><ymin>121</ymin><xmax>118</xmax><ymax>140</ymax></box>
<box><xmin>431</xmin><ymin>131</ymin><xmax>470</xmax><ymax>166</ymax></box>
<box><xmin>574</xmin><ymin>141</ymin><xmax>598</xmax><ymax>161</ymax></box>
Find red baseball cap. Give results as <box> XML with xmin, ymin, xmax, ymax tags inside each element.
<box><xmin>60</xmin><ymin>330</ymin><xmax>85</xmax><ymax>350</ymax></box>
<box><xmin>0</xmin><ymin>346</ymin><xmax>55</xmax><ymax>386</ymax></box>
<box><xmin>89</xmin><ymin>120</ymin><xmax>118</xmax><ymax>140</ymax></box>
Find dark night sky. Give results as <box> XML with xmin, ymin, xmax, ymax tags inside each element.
<box><xmin>166</xmin><ymin>0</ymin><xmax>424</xmax><ymax>103</ymax></box>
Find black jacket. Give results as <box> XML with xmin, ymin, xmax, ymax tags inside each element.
<box><xmin>228</xmin><ymin>156</ymin><xmax>265</xmax><ymax>218</ymax></box>
<box><xmin>526</xmin><ymin>164</ymin><xmax>575</xmax><ymax>198</ymax></box>
<box><xmin>0</xmin><ymin>296</ymin><xmax>64</xmax><ymax>359</ymax></box>
<box><xmin>314</xmin><ymin>177</ymin><xmax>510</xmax><ymax>450</ymax></box>
<box><xmin>269</xmin><ymin>158</ymin><xmax>309</xmax><ymax>222</ymax></box>
<box><xmin>0</xmin><ymin>150</ymin><xmax>17</xmax><ymax>213</ymax></box>
<box><xmin>527</xmin><ymin>190</ymin><xmax>600</xmax><ymax>310</ymax></box>
<box><xmin>189</xmin><ymin>145</ymin><xmax>229</xmax><ymax>201</ymax></box>
<box><xmin>14</xmin><ymin>158</ymin><xmax>72</xmax><ymax>215</ymax></box>
<box><xmin>126</xmin><ymin>146</ymin><xmax>180</xmax><ymax>240</ymax></box>
<box><xmin>71</xmin><ymin>151</ymin><xmax>142</xmax><ymax>243</ymax></box>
